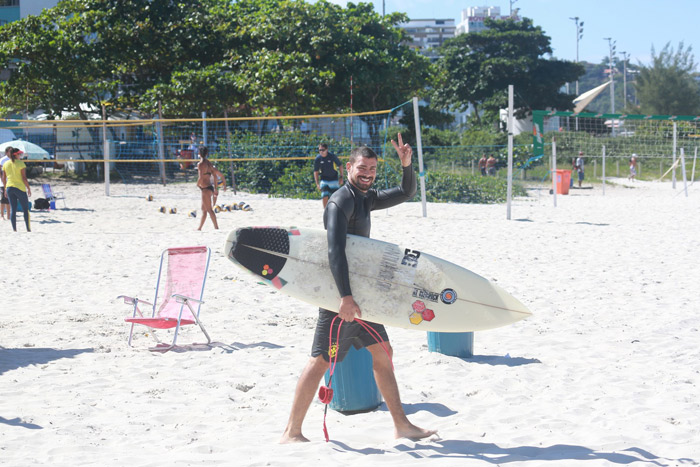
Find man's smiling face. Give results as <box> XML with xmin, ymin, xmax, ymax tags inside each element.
<box><xmin>346</xmin><ymin>155</ymin><xmax>377</xmax><ymax>192</ymax></box>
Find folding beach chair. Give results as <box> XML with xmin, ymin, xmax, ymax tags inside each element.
<box><xmin>119</xmin><ymin>246</ymin><xmax>212</xmax><ymax>351</ymax></box>
<box><xmin>42</xmin><ymin>183</ymin><xmax>66</xmax><ymax>208</ymax></box>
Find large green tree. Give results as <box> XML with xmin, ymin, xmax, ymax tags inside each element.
<box><xmin>432</xmin><ymin>18</ymin><xmax>584</xmax><ymax>123</ymax></box>
<box><xmin>634</xmin><ymin>42</ymin><xmax>700</xmax><ymax>116</ymax></box>
<box><xmin>89</xmin><ymin>0</ymin><xmax>235</xmax><ymax>115</ymax></box>
<box><xmin>224</xmin><ymin>0</ymin><xmax>430</xmax><ymax>115</ymax></box>
<box><xmin>0</xmin><ymin>0</ymin><xmax>233</xmax><ymax>119</ymax></box>
<box><xmin>0</xmin><ymin>4</ymin><xmax>104</xmax><ymax>120</ymax></box>
<box><xmin>0</xmin><ymin>0</ymin><xmax>429</xmax><ymax>123</ymax></box>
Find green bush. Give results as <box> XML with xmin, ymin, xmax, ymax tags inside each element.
<box><xmin>264</xmin><ymin>159</ymin><xmax>526</xmax><ymax>204</ymax></box>
<box><xmin>207</xmin><ymin>128</ymin><xmax>528</xmax><ymax>204</ymax></box>
<box><xmin>421</xmin><ymin>172</ymin><xmax>526</xmax><ymax>204</ymax></box>
<box><xmin>377</xmin><ymin>162</ymin><xmax>527</xmax><ymax>204</ymax></box>
<box><xmin>268</xmin><ymin>161</ymin><xmax>317</xmax><ymax>199</ymax></box>
<box><xmin>211</xmin><ymin>129</ymin><xmax>320</xmax><ymax>193</ymax></box>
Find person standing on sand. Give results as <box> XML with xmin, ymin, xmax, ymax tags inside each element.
<box><xmin>313</xmin><ymin>143</ymin><xmax>344</xmax><ymax>208</ymax></box>
<box><xmin>628</xmin><ymin>154</ymin><xmax>638</xmax><ymax>181</ymax></box>
<box><xmin>196</xmin><ymin>146</ymin><xmax>219</xmax><ymax>230</ymax></box>
<box><xmin>486</xmin><ymin>154</ymin><xmax>497</xmax><ymax>176</ymax></box>
<box><xmin>281</xmin><ymin>134</ymin><xmax>436</xmax><ymax>444</ymax></box>
<box><xmin>478</xmin><ymin>154</ymin><xmax>487</xmax><ymax>176</ymax></box>
<box><xmin>2</xmin><ymin>147</ymin><xmax>31</xmax><ymax>232</ymax></box>
<box><xmin>211</xmin><ymin>164</ymin><xmax>226</xmax><ymax>207</ymax></box>
<box><xmin>0</xmin><ymin>147</ymin><xmax>11</xmax><ymax>220</ymax></box>
<box><xmin>574</xmin><ymin>151</ymin><xmax>585</xmax><ymax>188</ymax></box>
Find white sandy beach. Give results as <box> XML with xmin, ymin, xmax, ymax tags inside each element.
<box><xmin>1</xmin><ymin>177</ymin><xmax>698</xmax><ymax>466</ymax></box>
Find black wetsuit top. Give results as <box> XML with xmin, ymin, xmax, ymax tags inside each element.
<box><xmin>323</xmin><ymin>165</ymin><xmax>416</xmax><ymax>297</ymax></box>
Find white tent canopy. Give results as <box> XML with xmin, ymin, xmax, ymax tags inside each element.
<box><xmin>573</xmin><ymin>81</ymin><xmax>611</xmax><ymax>114</ymax></box>
<box><xmin>0</xmin><ymin>139</ymin><xmax>51</xmax><ymax>160</ymax></box>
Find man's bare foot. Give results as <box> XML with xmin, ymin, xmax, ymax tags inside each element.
<box><xmin>395</xmin><ymin>423</ymin><xmax>438</xmax><ymax>440</ymax></box>
<box><xmin>280</xmin><ymin>432</ymin><xmax>310</xmax><ymax>444</ymax></box>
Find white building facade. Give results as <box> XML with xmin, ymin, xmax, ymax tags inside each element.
<box><xmin>399</xmin><ymin>18</ymin><xmax>455</xmax><ymax>62</ymax></box>
<box><xmin>455</xmin><ymin>6</ymin><xmax>520</xmax><ymax>35</ymax></box>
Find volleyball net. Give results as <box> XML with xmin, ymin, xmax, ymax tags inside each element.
<box><xmin>2</xmin><ymin>101</ymin><xmax>530</xmax><ymax>203</ymax></box>
<box><xmin>1</xmin><ymin>109</ymin><xmax>401</xmax><ymax>196</ymax></box>
<box><xmin>533</xmin><ymin>111</ymin><xmax>700</xmax><ymax>183</ymax></box>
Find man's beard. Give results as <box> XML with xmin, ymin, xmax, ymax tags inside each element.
<box><xmin>350</xmin><ymin>173</ymin><xmax>374</xmax><ymax>191</ymax></box>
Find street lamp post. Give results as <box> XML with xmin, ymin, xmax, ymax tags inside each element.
<box><xmin>621</xmin><ymin>51</ymin><xmax>629</xmax><ymax>109</ymax></box>
<box><xmin>604</xmin><ymin>37</ymin><xmax>616</xmax><ymax>114</ymax></box>
<box><xmin>569</xmin><ymin>17</ymin><xmax>583</xmax><ymax>95</ymax></box>
<box><xmin>604</xmin><ymin>37</ymin><xmax>617</xmax><ymax>137</ymax></box>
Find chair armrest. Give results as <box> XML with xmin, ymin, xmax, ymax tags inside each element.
<box><xmin>171</xmin><ymin>294</ymin><xmax>204</xmax><ymax>305</ymax></box>
<box><xmin>117</xmin><ymin>295</ymin><xmax>153</xmax><ymax>306</ymax></box>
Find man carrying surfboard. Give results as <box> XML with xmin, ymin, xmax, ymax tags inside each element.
<box><xmin>281</xmin><ymin>134</ymin><xmax>437</xmax><ymax>443</ymax></box>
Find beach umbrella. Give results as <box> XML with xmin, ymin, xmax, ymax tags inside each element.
<box><xmin>0</xmin><ymin>139</ymin><xmax>51</xmax><ymax>160</ymax></box>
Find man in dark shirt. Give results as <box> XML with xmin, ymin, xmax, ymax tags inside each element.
<box><xmin>313</xmin><ymin>143</ymin><xmax>344</xmax><ymax>208</ymax></box>
<box><xmin>281</xmin><ymin>134</ymin><xmax>437</xmax><ymax>443</ymax></box>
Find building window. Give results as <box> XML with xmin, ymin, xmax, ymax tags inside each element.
<box><xmin>0</xmin><ymin>0</ymin><xmax>20</xmax><ymax>7</ymax></box>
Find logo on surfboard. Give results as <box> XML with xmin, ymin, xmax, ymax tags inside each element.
<box><xmin>411</xmin><ymin>287</ymin><xmax>458</xmax><ymax>305</ymax></box>
<box><xmin>440</xmin><ymin>288</ymin><xmax>458</xmax><ymax>304</ymax></box>
<box><xmin>409</xmin><ymin>300</ymin><xmax>435</xmax><ymax>326</ymax></box>
<box><xmin>401</xmin><ymin>249</ymin><xmax>421</xmax><ymax>267</ymax></box>
<box><xmin>412</xmin><ymin>288</ymin><xmax>439</xmax><ymax>302</ymax></box>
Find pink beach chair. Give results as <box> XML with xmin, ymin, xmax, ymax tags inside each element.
<box><xmin>119</xmin><ymin>246</ymin><xmax>212</xmax><ymax>351</ymax></box>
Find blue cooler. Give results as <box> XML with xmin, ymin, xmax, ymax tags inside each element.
<box><xmin>16</xmin><ymin>201</ymin><xmax>32</xmax><ymax>212</ymax></box>
<box><xmin>427</xmin><ymin>332</ymin><xmax>474</xmax><ymax>358</ymax></box>
<box><xmin>324</xmin><ymin>346</ymin><xmax>382</xmax><ymax>413</ymax></box>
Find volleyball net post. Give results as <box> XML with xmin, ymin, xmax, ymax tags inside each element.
<box><xmin>506</xmin><ymin>85</ymin><xmax>514</xmax><ymax>220</ymax></box>
<box><xmin>412</xmin><ymin>97</ymin><xmax>427</xmax><ymax>218</ymax></box>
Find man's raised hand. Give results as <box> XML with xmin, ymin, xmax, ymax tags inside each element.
<box><xmin>391</xmin><ymin>132</ymin><xmax>413</xmax><ymax>168</ymax></box>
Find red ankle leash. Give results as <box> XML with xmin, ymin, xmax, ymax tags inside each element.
<box><xmin>318</xmin><ymin>316</ymin><xmax>393</xmax><ymax>442</ymax></box>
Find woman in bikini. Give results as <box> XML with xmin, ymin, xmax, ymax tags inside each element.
<box><xmin>196</xmin><ymin>146</ymin><xmax>219</xmax><ymax>230</ymax></box>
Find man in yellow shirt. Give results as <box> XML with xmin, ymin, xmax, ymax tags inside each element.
<box><xmin>2</xmin><ymin>147</ymin><xmax>32</xmax><ymax>232</ymax></box>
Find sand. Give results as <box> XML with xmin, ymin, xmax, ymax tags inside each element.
<box><xmin>1</xmin><ymin>177</ymin><xmax>698</xmax><ymax>466</ymax></box>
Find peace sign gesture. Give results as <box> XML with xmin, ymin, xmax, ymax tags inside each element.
<box><xmin>391</xmin><ymin>132</ymin><xmax>413</xmax><ymax>168</ymax></box>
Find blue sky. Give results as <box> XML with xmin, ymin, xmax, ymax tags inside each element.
<box><xmin>326</xmin><ymin>0</ymin><xmax>700</xmax><ymax>67</ymax></box>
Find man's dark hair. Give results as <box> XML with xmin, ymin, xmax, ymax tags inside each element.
<box><xmin>348</xmin><ymin>146</ymin><xmax>378</xmax><ymax>164</ymax></box>
<box><xmin>319</xmin><ymin>143</ymin><xmax>328</xmax><ymax>150</ymax></box>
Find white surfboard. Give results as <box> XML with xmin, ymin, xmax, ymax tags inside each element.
<box><xmin>224</xmin><ymin>226</ymin><xmax>531</xmax><ymax>332</ymax></box>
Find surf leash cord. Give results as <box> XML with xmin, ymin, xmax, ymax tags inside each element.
<box><xmin>318</xmin><ymin>315</ymin><xmax>394</xmax><ymax>442</ymax></box>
